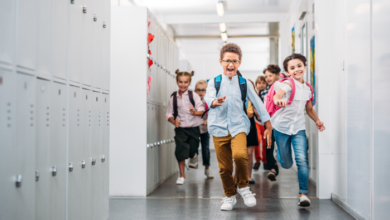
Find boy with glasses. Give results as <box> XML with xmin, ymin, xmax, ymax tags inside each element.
<box><xmin>193</xmin><ymin>80</ymin><xmax>214</xmax><ymax>179</ymax></box>
<box><xmin>204</xmin><ymin>43</ymin><xmax>273</xmax><ymax>211</ymax></box>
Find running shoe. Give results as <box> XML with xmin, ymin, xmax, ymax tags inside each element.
<box><xmin>253</xmin><ymin>161</ymin><xmax>261</xmax><ymax>171</ymax></box>
<box><xmin>298</xmin><ymin>195</ymin><xmax>311</xmax><ymax>207</ymax></box>
<box><xmin>205</xmin><ymin>169</ymin><xmax>214</xmax><ymax>179</ymax></box>
<box><xmin>176</xmin><ymin>177</ymin><xmax>185</xmax><ymax>185</ymax></box>
<box><xmin>221</xmin><ymin>195</ymin><xmax>237</xmax><ymax>211</ymax></box>
<box><xmin>237</xmin><ymin>186</ymin><xmax>256</xmax><ymax>207</ymax></box>
<box><xmin>249</xmin><ymin>179</ymin><xmax>255</xmax><ymax>184</ymax></box>
<box><xmin>267</xmin><ymin>171</ymin><xmax>276</xmax><ymax>181</ymax></box>
<box><xmin>188</xmin><ymin>153</ymin><xmax>198</xmax><ymax>169</ymax></box>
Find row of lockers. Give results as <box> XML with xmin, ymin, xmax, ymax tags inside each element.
<box><xmin>145</xmin><ymin>12</ymin><xmax>180</xmax><ymax>193</ymax></box>
<box><xmin>0</xmin><ymin>71</ymin><xmax>109</xmax><ymax>219</ymax></box>
<box><xmin>0</xmin><ymin>0</ymin><xmax>110</xmax><ymax>90</ymax></box>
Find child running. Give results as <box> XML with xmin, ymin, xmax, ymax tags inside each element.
<box><xmin>253</xmin><ymin>76</ymin><xmax>268</xmax><ymax>171</ymax></box>
<box><xmin>166</xmin><ymin>70</ymin><xmax>205</xmax><ymax>185</ymax></box>
<box><xmin>204</xmin><ymin>43</ymin><xmax>272</xmax><ymax>211</ymax></box>
<box><xmin>194</xmin><ymin>80</ymin><xmax>214</xmax><ymax>179</ymax></box>
<box><xmin>270</xmin><ymin>54</ymin><xmax>325</xmax><ymax>207</ymax></box>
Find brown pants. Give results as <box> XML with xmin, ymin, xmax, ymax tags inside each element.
<box><xmin>213</xmin><ymin>132</ymin><xmax>248</xmax><ymax>197</ymax></box>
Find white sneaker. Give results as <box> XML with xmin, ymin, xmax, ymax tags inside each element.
<box><xmin>298</xmin><ymin>195</ymin><xmax>311</xmax><ymax>207</ymax></box>
<box><xmin>237</xmin><ymin>186</ymin><xmax>256</xmax><ymax>207</ymax></box>
<box><xmin>176</xmin><ymin>177</ymin><xmax>185</xmax><ymax>185</ymax></box>
<box><xmin>221</xmin><ymin>195</ymin><xmax>237</xmax><ymax>211</ymax></box>
<box><xmin>205</xmin><ymin>169</ymin><xmax>214</xmax><ymax>179</ymax></box>
<box><xmin>188</xmin><ymin>154</ymin><xmax>198</xmax><ymax>169</ymax></box>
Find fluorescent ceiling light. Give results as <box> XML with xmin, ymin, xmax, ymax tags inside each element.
<box><xmin>221</xmin><ymin>32</ymin><xmax>228</xmax><ymax>42</ymax></box>
<box><xmin>216</xmin><ymin>1</ymin><xmax>224</xmax><ymax>16</ymax></box>
<box><xmin>219</xmin><ymin>23</ymin><xmax>226</xmax><ymax>32</ymax></box>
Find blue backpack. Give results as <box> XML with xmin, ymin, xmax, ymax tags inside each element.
<box><xmin>202</xmin><ymin>75</ymin><xmax>247</xmax><ymax>118</ymax></box>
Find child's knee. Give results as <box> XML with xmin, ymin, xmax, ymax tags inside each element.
<box><xmin>279</xmin><ymin>161</ymin><xmax>293</xmax><ymax>169</ymax></box>
<box><xmin>232</xmin><ymin>151</ymin><xmax>247</xmax><ymax>163</ymax></box>
<box><xmin>219</xmin><ymin>166</ymin><xmax>232</xmax><ymax>176</ymax></box>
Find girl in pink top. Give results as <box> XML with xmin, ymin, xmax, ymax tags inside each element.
<box><xmin>166</xmin><ymin>70</ymin><xmax>205</xmax><ymax>185</ymax></box>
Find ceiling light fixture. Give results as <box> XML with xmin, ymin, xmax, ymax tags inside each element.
<box><xmin>219</xmin><ymin>23</ymin><xmax>226</xmax><ymax>32</ymax></box>
<box><xmin>216</xmin><ymin>1</ymin><xmax>224</xmax><ymax>16</ymax></box>
<box><xmin>221</xmin><ymin>32</ymin><xmax>228</xmax><ymax>42</ymax></box>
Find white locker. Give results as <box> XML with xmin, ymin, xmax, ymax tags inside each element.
<box><xmin>0</xmin><ymin>70</ymin><xmax>16</xmax><ymax>220</ymax></box>
<box><xmin>15</xmin><ymin>74</ymin><xmax>36</xmax><ymax>220</ymax></box>
<box><xmin>68</xmin><ymin>85</ymin><xmax>82</xmax><ymax>220</ymax></box>
<box><xmin>37</xmin><ymin>0</ymin><xmax>52</xmax><ymax>78</ymax></box>
<box><xmin>49</xmin><ymin>82</ymin><xmax>67</xmax><ymax>220</ymax></box>
<box><xmin>102</xmin><ymin>93</ymin><xmax>110</xmax><ymax>220</ymax></box>
<box><xmin>35</xmin><ymin>79</ymin><xmax>51</xmax><ymax>220</ymax></box>
<box><xmin>69</xmin><ymin>2</ymin><xmax>85</xmax><ymax>83</ymax></box>
<box><xmin>81</xmin><ymin>88</ymin><xmax>92</xmax><ymax>219</ymax></box>
<box><xmin>0</xmin><ymin>1</ymin><xmax>16</xmax><ymax>67</ymax></box>
<box><xmin>51</xmin><ymin>1</ymin><xmax>69</xmax><ymax>80</ymax></box>
<box><xmin>91</xmin><ymin>91</ymin><xmax>103</xmax><ymax>219</ymax></box>
<box><xmin>17</xmin><ymin>0</ymin><xmax>38</xmax><ymax>73</ymax></box>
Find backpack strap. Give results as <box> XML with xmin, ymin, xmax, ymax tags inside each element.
<box><xmin>214</xmin><ymin>75</ymin><xmax>222</xmax><ymax>96</ymax></box>
<box><xmin>171</xmin><ymin>91</ymin><xmax>178</xmax><ymax>120</ymax></box>
<box><xmin>188</xmin><ymin>90</ymin><xmax>195</xmax><ymax>107</ymax></box>
<box><xmin>238</xmin><ymin>76</ymin><xmax>247</xmax><ymax>112</ymax></box>
<box><xmin>281</xmin><ymin>77</ymin><xmax>296</xmax><ymax>104</ymax></box>
<box><xmin>305</xmin><ymin>82</ymin><xmax>315</xmax><ymax>104</ymax></box>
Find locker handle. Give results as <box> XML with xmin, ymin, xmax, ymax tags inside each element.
<box><xmin>101</xmin><ymin>155</ymin><xmax>105</xmax><ymax>162</ymax></box>
<box><xmin>36</xmin><ymin>171</ymin><xmax>40</xmax><ymax>182</ymax></box>
<box><xmin>81</xmin><ymin>160</ymin><xmax>86</xmax><ymax>168</ymax></box>
<box><xmin>71</xmin><ymin>0</ymin><xmax>74</xmax><ymax>4</ymax></box>
<box><xmin>52</xmin><ymin>166</ymin><xmax>57</xmax><ymax>176</ymax></box>
<box><xmin>69</xmin><ymin>163</ymin><xmax>74</xmax><ymax>172</ymax></box>
<box><xmin>103</xmin><ymin>22</ymin><xmax>106</xmax><ymax>28</ymax></box>
<box><xmin>157</xmin><ymin>141</ymin><xmax>160</xmax><ymax>146</ymax></box>
<box><xmin>15</xmin><ymin>174</ymin><xmax>22</xmax><ymax>187</ymax></box>
<box><xmin>83</xmin><ymin>5</ymin><xmax>87</xmax><ymax>13</ymax></box>
<box><xmin>91</xmin><ymin>158</ymin><xmax>96</xmax><ymax>165</ymax></box>
<box><xmin>147</xmin><ymin>144</ymin><xmax>150</xmax><ymax>148</ymax></box>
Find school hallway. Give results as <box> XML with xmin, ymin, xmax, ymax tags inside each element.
<box><xmin>109</xmin><ymin>151</ymin><xmax>354</xmax><ymax>220</ymax></box>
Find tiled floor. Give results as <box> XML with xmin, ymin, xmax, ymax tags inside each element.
<box><xmin>109</xmin><ymin>151</ymin><xmax>355</xmax><ymax>220</ymax></box>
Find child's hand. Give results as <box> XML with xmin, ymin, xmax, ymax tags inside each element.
<box><xmin>316</xmin><ymin>120</ymin><xmax>325</xmax><ymax>132</ymax></box>
<box><xmin>203</xmin><ymin>120</ymin><xmax>207</xmax><ymax>125</ymax></box>
<box><xmin>212</xmin><ymin>96</ymin><xmax>226</xmax><ymax>107</ymax></box>
<box><xmin>275</xmin><ymin>100</ymin><xmax>287</xmax><ymax>108</ymax></box>
<box><xmin>189</xmin><ymin>106</ymin><xmax>195</xmax><ymax>115</ymax></box>
<box><xmin>175</xmin><ymin>120</ymin><xmax>181</xmax><ymax>128</ymax></box>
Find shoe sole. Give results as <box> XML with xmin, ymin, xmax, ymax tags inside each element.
<box><xmin>206</xmin><ymin>176</ymin><xmax>214</xmax><ymax>179</ymax></box>
<box><xmin>267</xmin><ymin>173</ymin><xmax>276</xmax><ymax>181</ymax></box>
<box><xmin>298</xmin><ymin>200</ymin><xmax>310</xmax><ymax>207</ymax></box>
<box><xmin>188</xmin><ymin>164</ymin><xmax>198</xmax><ymax>169</ymax></box>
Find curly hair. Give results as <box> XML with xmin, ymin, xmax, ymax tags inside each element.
<box><xmin>220</xmin><ymin>43</ymin><xmax>242</xmax><ymax>60</ymax></box>
<box><xmin>175</xmin><ymin>69</ymin><xmax>194</xmax><ymax>82</ymax></box>
<box><xmin>263</xmin><ymin>64</ymin><xmax>281</xmax><ymax>75</ymax></box>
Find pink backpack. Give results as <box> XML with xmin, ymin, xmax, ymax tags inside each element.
<box><xmin>265</xmin><ymin>77</ymin><xmax>314</xmax><ymax>117</ymax></box>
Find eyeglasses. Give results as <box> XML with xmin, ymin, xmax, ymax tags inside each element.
<box><xmin>222</xmin><ymin>59</ymin><xmax>240</xmax><ymax>65</ymax></box>
<box><xmin>195</xmin><ymin>89</ymin><xmax>206</xmax><ymax>92</ymax></box>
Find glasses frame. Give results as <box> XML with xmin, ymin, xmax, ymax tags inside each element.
<box><xmin>221</xmin><ymin>59</ymin><xmax>241</xmax><ymax>65</ymax></box>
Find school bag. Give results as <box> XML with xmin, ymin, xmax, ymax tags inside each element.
<box><xmin>201</xmin><ymin>74</ymin><xmax>247</xmax><ymax>118</ymax></box>
<box><xmin>265</xmin><ymin>77</ymin><xmax>314</xmax><ymax>117</ymax></box>
<box><xmin>171</xmin><ymin>91</ymin><xmax>195</xmax><ymax>120</ymax></box>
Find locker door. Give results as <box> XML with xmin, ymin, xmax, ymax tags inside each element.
<box><xmin>37</xmin><ymin>0</ymin><xmax>52</xmax><ymax>77</ymax></box>
<box><xmin>49</xmin><ymin>82</ymin><xmax>67</xmax><ymax>220</ymax></box>
<box><xmin>0</xmin><ymin>70</ymin><xmax>16</xmax><ymax>220</ymax></box>
<box><xmin>0</xmin><ymin>1</ymin><xmax>15</xmax><ymax>66</ymax></box>
<box><xmin>51</xmin><ymin>0</ymin><xmax>69</xmax><ymax>79</ymax></box>
<box><xmin>91</xmin><ymin>2</ymin><xmax>103</xmax><ymax>88</ymax></box>
<box><xmin>15</xmin><ymin>74</ymin><xmax>36</xmax><ymax>220</ymax></box>
<box><xmin>91</xmin><ymin>91</ymin><xmax>103</xmax><ymax>219</ymax></box>
<box><xmin>82</xmin><ymin>0</ymin><xmax>93</xmax><ymax>86</ymax></box>
<box><xmin>17</xmin><ymin>0</ymin><xmax>38</xmax><ymax>72</ymax></box>
<box><xmin>101</xmin><ymin>1</ymin><xmax>110</xmax><ymax>90</ymax></box>
<box><xmin>68</xmin><ymin>86</ymin><xmax>82</xmax><ymax>220</ymax></box>
<box><xmin>102</xmin><ymin>93</ymin><xmax>110</xmax><ymax>220</ymax></box>
<box><xmin>80</xmin><ymin>89</ymin><xmax>92</xmax><ymax>219</ymax></box>
<box><xmin>35</xmin><ymin>79</ymin><xmax>51</xmax><ymax>220</ymax></box>
<box><xmin>69</xmin><ymin>0</ymin><xmax>85</xmax><ymax>83</ymax></box>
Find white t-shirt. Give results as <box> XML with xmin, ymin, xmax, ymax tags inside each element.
<box><xmin>270</xmin><ymin>78</ymin><xmax>312</xmax><ymax>135</ymax></box>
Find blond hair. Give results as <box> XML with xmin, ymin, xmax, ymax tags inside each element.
<box><xmin>195</xmin><ymin>80</ymin><xmax>207</xmax><ymax>89</ymax></box>
<box><xmin>175</xmin><ymin>69</ymin><xmax>194</xmax><ymax>82</ymax></box>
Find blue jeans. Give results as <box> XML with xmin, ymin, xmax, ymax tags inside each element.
<box><xmin>273</xmin><ymin>129</ymin><xmax>309</xmax><ymax>194</ymax></box>
<box><xmin>199</xmin><ymin>132</ymin><xmax>211</xmax><ymax>166</ymax></box>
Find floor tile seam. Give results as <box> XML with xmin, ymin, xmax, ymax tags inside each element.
<box><xmin>110</xmin><ymin>197</ymin><xmax>319</xmax><ymax>200</ymax></box>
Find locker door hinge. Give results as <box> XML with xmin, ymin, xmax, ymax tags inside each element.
<box><xmin>94</xmin><ymin>14</ymin><xmax>97</xmax><ymax>22</ymax></box>
<box><xmin>15</xmin><ymin>175</ymin><xmax>22</xmax><ymax>187</ymax></box>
